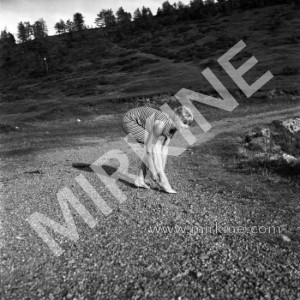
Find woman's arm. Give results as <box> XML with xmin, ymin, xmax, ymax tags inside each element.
<box><xmin>161</xmin><ymin>137</ymin><xmax>171</xmax><ymax>170</ymax></box>
<box><xmin>144</xmin><ymin>121</ymin><xmax>165</xmax><ymax>181</ymax></box>
<box><xmin>145</xmin><ymin>121</ymin><xmax>176</xmax><ymax>193</ymax></box>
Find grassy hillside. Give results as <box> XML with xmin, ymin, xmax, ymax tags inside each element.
<box><xmin>0</xmin><ymin>4</ymin><xmax>299</xmax><ymax>128</ymax></box>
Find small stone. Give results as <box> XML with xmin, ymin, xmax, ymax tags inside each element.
<box><xmin>281</xmin><ymin>118</ymin><xmax>300</xmax><ymax>134</ymax></box>
<box><xmin>200</xmin><ymin>254</ymin><xmax>209</xmax><ymax>260</ymax></box>
<box><xmin>281</xmin><ymin>234</ymin><xmax>291</xmax><ymax>242</ymax></box>
<box><xmin>49</xmin><ymin>294</ymin><xmax>55</xmax><ymax>300</ymax></box>
<box><xmin>37</xmin><ymin>288</ymin><xmax>44</xmax><ymax>296</ymax></box>
<box><xmin>282</xmin><ymin>153</ymin><xmax>297</xmax><ymax>164</ymax></box>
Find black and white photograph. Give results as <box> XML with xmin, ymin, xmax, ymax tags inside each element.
<box><xmin>0</xmin><ymin>0</ymin><xmax>300</xmax><ymax>299</ymax></box>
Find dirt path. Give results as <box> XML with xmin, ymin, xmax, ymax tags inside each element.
<box><xmin>191</xmin><ymin>106</ymin><xmax>300</xmax><ymax>146</ymax></box>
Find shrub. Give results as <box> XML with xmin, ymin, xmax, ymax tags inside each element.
<box><xmin>0</xmin><ymin>123</ymin><xmax>17</xmax><ymax>133</ymax></box>
<box><xmin>279</xmin><ymin>66</ymin><xmax>299</xmax><ymax>76</ymax></box>
<box><xmin>29</xmin><ymin>69</ymin><xmax>45</xmax><ymax>78</ymax></box>
<box><xmin>201</xmin><ymin>59</ymin><xmax>218</xmax><ymax>68</ymax></box>
<box><xmin>185</xmin><ymin>35</ymin><xmax>201</xmax><ymax>44</ymax></box>
<box><xmin>176</xmin><ymin>25</ymin><xmax>193</xmax><ymax>33</ymax></box>
<box><xmin>120</xmin><ymin>57</ymin><xmax>159</xmax><ymax>72</ymax></box>
<box><xmin>98</xmin><ymin>77</ymin><xmax>111</xmax><ymax>85</ymax></box>
<box><xmin>205</xmin><ymin>36</ymin><xmax>238</xmax><ymax>50</ymax></box>
<box><xmin>285</xmin><ymin>35</ymin><xmax>299</xmax><ymax>44</ymax></box>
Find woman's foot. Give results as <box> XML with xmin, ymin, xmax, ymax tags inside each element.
<box><xmin>158</xmin><ymin>182</ymin><xmax>177</xmax><ymax>194</ymax></box>
<box><xmin>134</xmin><ymin>177</ymin><xmax>150</xmax><ymax>189</ymax></box>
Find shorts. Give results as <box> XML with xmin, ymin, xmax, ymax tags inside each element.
<box><xmin>122</xmin><ymin>115</ymin><xmax>149</xmax><ymax>144</ymax></box>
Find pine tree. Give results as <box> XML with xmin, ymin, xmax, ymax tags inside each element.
<box><xmin>17</xmin><ymin>22</ymin><xmax>27</xmax><ymax>43</ymax></box>
<box><xmin>95</xmin><ymin>9</ymin><xmax>116</xmax><ymax>28</ymax></box>
<box><xmin>32</xmin><ymin>19</ymin><xmax>48</xmax><ymax>39</ymax></box>
<box><xmin>189</xmin><ymin>0</ymin><xmax>205</xmax><ymax>19</ymax></box>
<box><xmin>0</xmin><ymin>29</ymin><xmax>15</xmax><ymax>46</ymax></box>
<box><xmin>54</xmin><ymin>20</ymin><xmax>66</xmax><ymax>34</ymax></box>
<box><xmin>133</xmin><ymin>8</ymin><xmax>142</xmax><ymax>21</ymax></box>
<box><xmin>24</xmin><ymin>22</ymin><xmax>34</xmax><ymax>40</ymax></box>
<box><xmin>73</xmin><ymin>13</ymin><xmax>85</xmax><ymax>31</ymax></box>
<box><xmin>116</xmin><ymin>7</ymin><xmax>132</xmax><ymax>29</ymax></box>
<box><xmin>66</xmin><ymin>19</ymin><xmax>75</xmax><ymax>32</ymax></box>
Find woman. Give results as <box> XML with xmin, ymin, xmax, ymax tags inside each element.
<box><xmin>122</xmin><ymin>105</ymin><xmax>193</xmax><ymax>194</ymax></box>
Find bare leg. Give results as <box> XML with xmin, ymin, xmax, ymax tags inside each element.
<box><xmin>135</xmin><ymin>156</ymin><xmax>150</xmax><ymax>189</ymax></box>
<box><xmin>153</xmin><ymin>141</ymin><xmax>176</xmax><ymax>194</ymax></box>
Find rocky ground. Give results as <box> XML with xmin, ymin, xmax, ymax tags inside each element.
<box><xmin>0</xmin><ymin>107</ymin><xmax>300</xmax><ymax>299</ymax></box>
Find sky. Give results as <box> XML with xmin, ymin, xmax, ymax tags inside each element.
<box><xmin>0</xmin><ymin>0</ymin><xmax>191</xmax><ymax>37</ymax></box>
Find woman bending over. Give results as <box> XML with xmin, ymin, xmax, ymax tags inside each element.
<box><xmin>122</xmin><ymin>105</ymin><xmax>193</xmax><ymax>194</ymax></box>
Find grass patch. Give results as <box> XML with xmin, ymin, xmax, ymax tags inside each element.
<box><xmin>279</xmin><ymin>66</ymin><xmax>299</xmax><ymax>76</ymax></box>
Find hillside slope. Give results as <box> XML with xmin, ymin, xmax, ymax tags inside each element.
<box><xmin>0</xmin><ymin>4</ymin><xmax>299</xmax><ymax>126</ymax></box>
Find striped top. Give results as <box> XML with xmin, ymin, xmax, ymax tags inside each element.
<box><xmin>124</xmin><ymin>106</ymin><xmax>177</xmax><ymax>138</ymax></box>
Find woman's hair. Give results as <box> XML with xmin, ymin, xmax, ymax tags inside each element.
<box><xmin>174</xmin><ymin>105</ymin><xmax>193</xmax><ymax>125</ymax></box>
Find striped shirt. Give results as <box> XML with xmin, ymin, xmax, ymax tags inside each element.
<box><xmin>122</xmin><ymin>106</ymin><xmax>176</xmax><ymax>141</ymax></box>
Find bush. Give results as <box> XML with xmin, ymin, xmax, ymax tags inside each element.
<box><xmin>201</xmin><ymin>59</ymin><xmax>218</xmax><ymax>68</ymax></box>
<box><xmin>29</xmin><ymin>69</ymin><xmax>45</xmax><ymax>78</ymax></box>
<box><xmin>185</xmin><ymin>35</ymin><xmax>202</xmax><ymax>44</ymax></box>
<box><xmin>279</xmin><ymin>66</ymin><xmax>299</xmax><ymax>76</ymax></box>
<box><xmin>118</xmin><ymin>50</ymin><xmax>136</xmax><ymax>57</ymax></box>
<box><xmin>285</xmin><ymin>35</ymin><xmax>299</xmax><ymax>44</ymax></box>
<box><xmin>120</xmin><ymin>57</ymin><xmax>160</xmax><ymax>72</ymax></box>
<box><xmin>204</xmin><ymin>36</ymin><xmax>238</xmax><ymax>50</ymax></box>
<box><xmin>176</xmin><ymin>25</ymin><xmax>193</xmax><ymax>33</ymax></box>
<box><xmin>56</xmin><ymin>66</ymin><xmax>73</xmax><ymax>73</ymax></box>
<box><xmin>0</xmin><ymin>123</ymin><xmax>17</xmax><ymax>133</ymax></box>
<box><xmin>98</xmin><ymin>77</ymin><xmax>111</xmax><ymax>85</ymax></box>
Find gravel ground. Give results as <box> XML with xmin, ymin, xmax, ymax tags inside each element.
<box><xmin>1</xmin><ymin>107</ymin><xmax>300</xmax><ymax>299</ymax></box>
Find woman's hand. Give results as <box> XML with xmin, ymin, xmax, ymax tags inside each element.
<box><xmin>150</xmin><ymin>172</ymin><xmax>159</xmax><ymax>183</ymax></box>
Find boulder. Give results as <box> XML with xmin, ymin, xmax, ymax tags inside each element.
<box><xmin>244</xmin><ymin>127</ymin><xmax>273</xmax><ymax>152</ymax></box>
<box><xmin>280</xmin><ymin>117</ymin><xmax>300</xmax><ymax>134</ymax></box>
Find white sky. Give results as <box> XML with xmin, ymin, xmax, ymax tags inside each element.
<box><xmin>0</xmin><ymin>0</ymin><xmax>191</xmax><ymax>37</ymax></box>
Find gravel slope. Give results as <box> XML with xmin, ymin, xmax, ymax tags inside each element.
<box><xmin>0</xmin><ymin>107</ymin><xmax>300</xmax><ymax>299</ymax></box>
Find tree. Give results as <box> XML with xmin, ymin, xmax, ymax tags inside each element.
<box><xmin>157</xmin><ymin>1</ymin><xmax>177</xmax><ymax>24</ymax></box>
<box><xmin>24</xmin><ymin>21</ymin><xmax>34</xmax><ymax>40</ymax></box>
<box><xmin>141</xmin><ymin>7</ymin><xmax>153</xmax><ymax>29</ymax></box>
<box><xmin>0</xmin><ymin>28</ymin><xmax>16</xmax><ymax>46</ymax></box>
<box><xmin>17</xmin><ymin>22</ymin><xmax>27</xmax><ymax>43</ymax></box>
<box><xmin>177</xmin><ymin>1</ymin><xmax>190</xmax><ymax>20</ymax></box>
<box><xmin>32</xmin><ymin>19</ymin><xmax>48</xmax><ymax>39</ymax></box>
<box><xmin>116</xmin><ymin>7</ymin><xmax>132</xmax><ymax>31</ymax></box>
<box><xmin>0</xmin><ymin>28</ymin><xmax>16</xmax><ymax>78</ymax></box>
<box><xmin>133</xmin><ymin>8</ymin><xmax>142</xmax><ymax>21</ymax></box>
<box><xmin>205</xmin><ymin>0</ymin><xmax>217</xmax><ymax>15</ymax></box>
<box><xmin>141</xmin><ymin>7</ymin><xmax>153</xmax><ymax>20</ymax></box>
<box><xmin>291</xmin><ymin>0</ymin><xmax>300</xmax><ymax>8</ymax></box>
<box><xmin>73</xmin><ymin>12</ymin><xmax>85</xmax><ymax>31</ymax></box>
<box><xmin>133</xmin><ymin>7</ymin><xmax>154</xmax><ymax>30</ymax></box>
<box><xmin>161</xmin><ymin>1</ymin><xmax>176</xmax><ymax>16</ymax></box>
<box><xmin>65</xmin><ymin>19</ymin><xmax>75</xmax><ymax>32</ymax></box>
<box><xmin>217</xmin><ymin>0</ymin><xmax>226</xmax><ymax>13</ymax></box>
<box><xmin>54</xmin><ymin>19</ymin><xmax>66</xmax><ymax>34</ymax></box>
<box><xmin>189</xmin><ymin>0</ymin><xmax>205</xmax><ymax>19</ymax></box>
<box><xmin>95</xmin><ymin>9</ymin><xmax>116</xmax><ymax>28</ymax></box>
<box><xmin>116</xmin><ymin>7</ymin><xmax>131</xmax><ymax>24</ymax></box>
